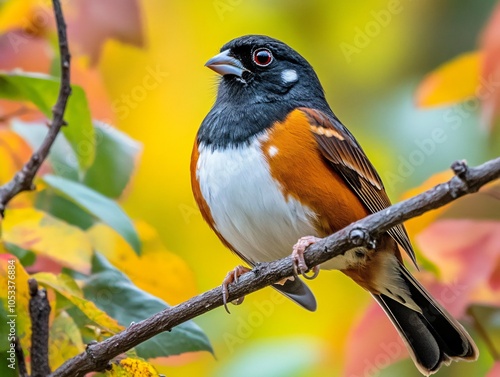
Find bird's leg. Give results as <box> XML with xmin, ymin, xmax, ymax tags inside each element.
<box><xmin>221</xmin><ymin>265</ymin><xmax>251</xmax><ymax>313</ymax></box>
<box><xmin>292</xmin><ymin>236</ymin><xmax>320</xmax><ymax>280</ymax></box>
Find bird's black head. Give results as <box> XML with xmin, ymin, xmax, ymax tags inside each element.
<box><xmin>199</xmin><ymin>35</ymin><xmax>332</xmax><ymax>148</ymax></box>
<box><xmin>206</xmin><ymin>35</ymin><xmax>326</xmax><ymax>105</ymax></box>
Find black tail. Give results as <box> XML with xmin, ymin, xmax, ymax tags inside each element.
<box><xmin>273</xmin><ymin>277</ymin><xmax>317</xmax><ymax>311</ymax></box>
<box><xmin>373</xmin><ymin>265</ymin><xmax>478</xmax><ymax>376</ymax></box>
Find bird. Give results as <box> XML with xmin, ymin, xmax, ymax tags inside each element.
<box><xmin>191</xmin><ymin>35</ymin><xmax>478</xmax><ymax>376</ymax></box>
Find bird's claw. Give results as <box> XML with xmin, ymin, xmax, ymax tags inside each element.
<box><xmin>221</xmin><ymin>265</ymin><xmax>251</xmax><ymax>313</ymax></box>
<box><xmin>292</xmin><ymin>236</ymin><xmax>321</xmax><ymax>280</ymax></box>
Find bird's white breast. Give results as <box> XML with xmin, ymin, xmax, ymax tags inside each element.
<box><xmin>196</xmin><ymin>134</ymin><xmax>318</xmax><ymax>264</ymax></box>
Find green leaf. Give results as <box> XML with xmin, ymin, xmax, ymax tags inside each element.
<box><xmin>0</xmin><ymin>72</ymin><xmax>95</xmax><ymax>170</ymax></box>
<box><xmin>35</xmin><ymin>189</ymin><xmax>96</xmax><ymax>230</ymax></box>
<box><xmin>34</xmin><ymin>272</ymin><xmax>123</xmax><ymax>334</ymax></box>
<box><xmin>83</xmin><ymin>122</ymin><xmax>142</xmax><ymax>198</ymax></box>
<box><xmin>3</xmin><ymin>242</ymin><xmax>36</xmax><ymax>267</ymax></box>
<box><xmin>215</xmin><ymin>338</ymin><xmax>322</xmax><ymax>377</ymax></box>
<box><xmin>11</xmin><ymin>120</ymin><xmax>79</xmax><ymax>180</ymax></box>
<box><xmin>48</xmin><ymin>312</ymin><xmax>85</xmax><ymax>370</ymax></box>
<box><xmin>42</xmin><ymin>174</ymin><xmax>141</xmax><ymax>255</ymax></box>
<box><xmin>83</xmin><ymin>253</ymin><xmax>213</xmax><ymax>358</ymax></box>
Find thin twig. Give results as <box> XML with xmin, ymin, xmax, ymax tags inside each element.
<box><xmin>29</xmin><ymin>279</ymin><xmax>51</xmax><ymax>377</ymax></box>
<box><xmin>0</xmin><ymin>0</ymin><xmax>71</xmax><ymax>217</ymax></box>
<box><xmin>50</xmin><ymin>157</ymin><xmax>500</xmax><ymax>377</ymax></box>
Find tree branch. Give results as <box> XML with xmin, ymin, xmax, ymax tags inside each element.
<box><xmin>49</xmin><ymin>157</ymin><xmax>500</xmax><ymax>377</ymax></box>
<box><xmin>0</xmin><ymin>0</ymin><xmax>71</xmax><ymax>217</ymax></box>
<box><xmin>15</xmin><ymin>337</ymin><xmax>28</xmax><ymax>377</ymax></box>
<box><xmin>28</xmin><ymin>279</ymin><xmax>51</xmax><ymax>377</ymax></box>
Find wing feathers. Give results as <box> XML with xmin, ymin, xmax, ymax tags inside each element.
<box><xmin>298</xmin><ymin>107</ymin><xmax>417</xmax><ymax>266</ymax></box>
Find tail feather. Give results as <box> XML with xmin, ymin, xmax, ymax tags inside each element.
<box><xmin>373</xmin><ymin>264</ymin><xmax>478</xmax><ymax>376</ymax></box>
<box><xmin>273</xmin><ymin>276</ymin><xmax>317</xmax><ymax>311</ymax></box>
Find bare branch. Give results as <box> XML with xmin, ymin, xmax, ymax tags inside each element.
<box><xmin>15</xmin><ymin>337</ymin><xmax>28</xmax><ymax>377</ymax></box>
<box><xmin>28</xmin><ymin>279</ymin><xmax>52</xmax><ymax>377</ymax></box>
<box><xmin>0</xmin><ymin>0</ymin><xmax>71</xmax><ymax>217</ymax></box>
<box><xmin>50</xmin><ymin>157</ymin><xmax>500</xmax><ymax>377</ymax></box>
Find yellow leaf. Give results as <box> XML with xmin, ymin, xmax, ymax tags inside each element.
<box><xmin>415</xmin><ymin>51</ymin><xmax>482</xmax><ymax>108</ymax></box>
<box><xmin>0</xmin><ymin>129</ymin><xmax>33</xmax><ymax>185</ymax></box>
<box><xmin>401</xmin><ymin>170</ymin><xmax>454</xmax><ymax>237</ymax></box>
<box><xmin>2</xmin><ymin>208</ymin><xmax>93</xmax><ymax>272</ymax></box>
<box><xmin>0</xmin><ymin>0</ymin><xmax>33</xmax><ymax>31</ymax></box>
<box><xmin>49</xmin><ymin>311</ymin><xmax>85</xmax><ymax>369</ymax></box>
<box><xmin>107</xmin><ymin>358</ymin><xmax>160</xmax><ymax>377</ymax></box>
<box><xmin>0</xmin><ymin>0</ymin><xmax>51</xmax><ymax>35</ymax></box>
<box><xmin>0</xmin><ymin>254</ymin><xmax>31</xmax><ymax>354</ymax></box>
<box><xmin>33</xmin><ymin>272</ymin><xmax>124</xmax><ymax>334</ymax></box>
<box><xmin>87</xmin><ymin>220</ymin><xmax>197</xmax><ymax>305</ymax></box>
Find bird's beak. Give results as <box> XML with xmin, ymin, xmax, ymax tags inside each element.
<box><xmin>205</xmin><ymin>49</ymin><xmax>248</xmax><ymax>77</ymax></box>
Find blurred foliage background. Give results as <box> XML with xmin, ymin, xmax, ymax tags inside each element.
<box><xmin>1</xmin><ymin>0</ymin><xmax>500</xmax><ymax>376</ymax></box>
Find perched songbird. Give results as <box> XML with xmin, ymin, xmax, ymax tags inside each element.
<box><xmin>191</xmin><ymin>35</ymin><xmax>478</xmax><ymax>375</ymax></box>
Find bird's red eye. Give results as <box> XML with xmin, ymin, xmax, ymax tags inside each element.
<box><xmin>252</xmin><ymin>48</ymin><xmax>273</xmax><ymax>67</ymax></box>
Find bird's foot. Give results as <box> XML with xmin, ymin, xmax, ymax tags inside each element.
<box><xmin>222</xmin><ymin>265</ymin><xmax>251</xmax><ymax>313</ymax></box>
<box><xmin>292</xmin><ymin>236</ymin><xmax>320</xmax><ymax>280</ymax></box>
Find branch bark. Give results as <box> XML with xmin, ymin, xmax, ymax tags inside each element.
<box><xmin>50</xmin><ymin>157</ymin><xmax>500</xmax><ymax>377</ymax></box>
<box><xmin>0</xmin><ymin>0</ymin><xmax>71</xmax><ymax>217</ymax></box>
<box><xmin>15</xmin><ymin>337</ymin><xmax>28</xmax><ymax>377</ymax></box>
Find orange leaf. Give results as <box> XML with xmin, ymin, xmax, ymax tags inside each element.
<box><xmin>2</xmin><ymin>208</ymin><xmax>93</xmax><ymax>272</ymax></box>
<box><xmin>87</xmin><ymin>221</ymin><xmax>197</xmax><ymax>305</ymax></box>
<box><xmin>415</xmin><ymin>51</ymin><xmax>481</xmax><ymax>108</ymax></box>
<box><xmin>0</xmin><ymin>128</ymin><xmax>32</xmax><ymax>184</ymax></box>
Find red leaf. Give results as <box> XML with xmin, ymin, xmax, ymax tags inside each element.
<box><xmin>417</xmin><ymin>219</ymin><xmax>500</xmax><ymax>305</ymax></box>
<box><xmin>417</xmin><ymin>220</ymin><xmax>500</xmax><ymax>285</ymax></box>
<box><xmin>68</xmin><ymin>0</ymin><xmax>144</xmax><ymax>64</ymax></box>
<box><xmin>343</xmin><ymin>272</ymin><xmax>472</xmax><ymax>376</ymax></box>
<box><xmin>487</xmin><ymin>362</ymin><xmax>500</xmax><ymax>377</ymax></box>
<box><xmin>344</xmin><ymin>302</ymin><xmax>405</xmax><ymax>377</ymax></box>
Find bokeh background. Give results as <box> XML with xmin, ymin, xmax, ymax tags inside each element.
<box><xmin>2</xmin><ymin>0</ymin><xmax>500</xmax><ymax>376</ymax></box>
